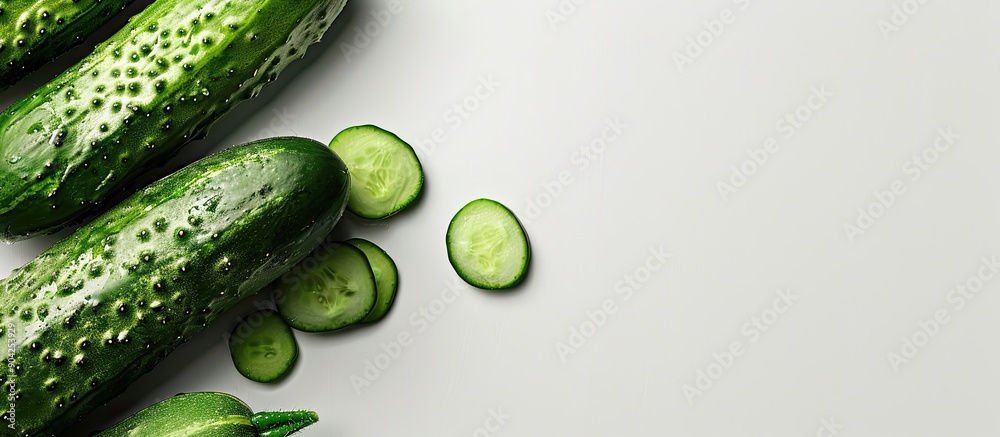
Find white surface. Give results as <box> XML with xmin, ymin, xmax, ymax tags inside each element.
<box><xmin>4</xmin><ymin>0</ymin><xmax>1000</xmax><ymax>435</ymax></box>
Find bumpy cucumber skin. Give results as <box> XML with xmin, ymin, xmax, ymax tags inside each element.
<box><xmin>0</xmin><ymin>0</ymin><xmax>135</xmax><ymax>89</ymax></box>
<box><xmin>0</xmin><ymin>0</ymin><xmax>348</xmax><ymax>241</ymax></box>
<box><xmin>95</xmin><ymin>392</ymin><xmax>318</xmax><ymax>437</ymax></box>
<box><xmin>0</xmin><ymin>137</ymin><xmax>349</xmax><ymax>436</ymax></box>
<box><xmin>252</xmin><ymin>410</ymin><xmax>320</xmax><ymax>437</ymax></box>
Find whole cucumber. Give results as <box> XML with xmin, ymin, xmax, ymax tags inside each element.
<box><xmin>0</xmin><ymin>0</ymin><xmax>136</xmax><ymax>89</ymax></box>
<box><xmin>0</xmin><ymin>137</ymin><xmax>349</xmax><ymax>436</ymax></box>
<box><xmin>95</xmin><ymin>392</ymin><xmax>318</xmax><ymax>437</ymax></box>
<box><xmin>0</xmin><ymin>0</ymin><xmax>348</xmax><ymax>241</ymax></box>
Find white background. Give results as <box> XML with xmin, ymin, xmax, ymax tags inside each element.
<box><xmin>3</xmin><ymin>0</ymin><xmax>1000</xmax><ymax>435</ymax></box>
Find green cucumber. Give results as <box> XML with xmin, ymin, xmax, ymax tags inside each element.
<box><xmin>229</xmin><ymin>311</ymin><xmax>298</xmax><ymax>383</ymax></box>
<box><xmin>0</xmin><ymin>0</ymin><xmax>136</xmax><ymax>89</ymax></box>
<box><xmin>0</xmin><ymin>0</ymin><xmax>349</xmax><ymax>241</ymax></box>
<box><xmin>447</xmin><ymin>199</ymin><xmax>530</xmax><ymax>290</ymax></box>
<box><xmin>276</xmin><ymin>243</ymin><xmax>378</xmax><ymax>332</ymax></box>
<box><xmin>95</xmin><ymin>392</ymin><xmax>317</xmax><ymax>436</ymax></box>
<box><xmin>346</xmin><ymin>238</ymin><xmax>399</xmax><ymax>324</ymax></box>
<box><xmin>0</xmin><ymin>137</ymin><xmax>349</xmax><ymax>435</ymax></box>
<box><xmin>329</xmin><ymin>125</ymin><xmax>424</xmax><ymax>219</ymax></box>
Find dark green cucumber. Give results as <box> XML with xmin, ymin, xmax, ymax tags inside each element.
<box><xmin>0</xmin><ymin>137</ymin><xmax>349</xmax><ymax>436</ymax></box>
<box><xmin>0</xmin><ymin>0</ymin><xmax>136</xmax><ymax>89</ymax></box>
<box><xmin>0</xmin><ymin>0</ymin><xmax>348</xmax><ymax>241</ymax></box>
<box><xmin>95</xmin><ymin>392</ymin><xmax>318</xmax><ymax>436</ymax></box>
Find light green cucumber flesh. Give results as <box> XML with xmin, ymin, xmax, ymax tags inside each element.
<box><xmin>346</xmin><ymin>238</ymin><xmax>399</xmax><ymax>324</ymax></box>
<box><xmin>329</xmin><ymin>125</ymin><xmax>424</xmax><ymax>219</ymax></box>
<box><xmin>96</xmin><ymin>392</ymin><xmax>318</xmax><ymax>436</ymax></box>
<box><xmin>277</xmin><ymin>243</ymin><xmax>378</xmax><ymax>332</ymax></box>
<box><xmin>229</xmin><ymin>311</ymin><xmax>298</xmax><ymax>383</ymax></box>
<box><xmin>447</xmin><ymin>199</ymin><xmax>530</xmax><ymax>290</ymax></box>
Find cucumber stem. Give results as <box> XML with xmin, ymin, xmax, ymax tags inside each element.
<box><xmin>252</xmin><ymin>410</ymin><xmax>319</xmax><ymax>437</ymax></box>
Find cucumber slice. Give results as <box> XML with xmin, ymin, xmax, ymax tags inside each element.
<box><xmin>229</xmin><ymin>311</ymin><xmax>298</xmax><ymax>383</ymax></box>
<box><xmin>276</xmin><ymin>243</ymin><xmax>378</xmax><ymax>332</ymax></box>
<box><xmin>446</xmin><ymin>199</ymin><xmax>531</xmax><ymax>290</ymax></box>
<box><xmin>329</xmin><ymin>125</ymin><xmax>424</xmax><ymax>219</ymax></box>
<box><xmin>346</xmin><ymin>238</ymin><xmax>400</xmax><ymax>324</ymax></box>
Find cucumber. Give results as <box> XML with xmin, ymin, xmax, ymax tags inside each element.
<box><xmin>229</xmin><ymin>311</ymin><xmax>298</xmax><ymax>383</ymax></box>
<box><xmin>0</xmin><ymin>137</ymin><xmax>349</xmax><ymax>436</ymax></box>
<box><xmin>95</xmin><ymin>392</ymin><xmax>317</xmax><ymax>436</ymax></box>
<box><xmin>447</xmin><ymin>199</ymin><xmax>530</xmax><ymax>290</ymax></box>
<box><xmin>329</xmin><ymin>125</ymin><xmax>424</xmax><ymax>219</ymax></box>
<box><xmin>276</xmin><ymin>243</ymin><xmax>378</xmax><ymax>332</ymax></box>
<box><xmin>0</xmin><ymin>0</ymin><xmax>349</xmax><ymax>241</ymax></box>
<box><xmin>346</xmin><ymin>238</ymin><xmax>399</xmax><ymax>324</ymax></box>
<box><xmin>0</xmin><ymin>0</ymin><xmax>136</xmax><ymax>89</ymax></box>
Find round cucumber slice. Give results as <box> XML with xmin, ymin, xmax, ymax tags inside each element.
<box><xmin>329</xmin><ymin>125</ymin><xmax>424</xmax><ymax>219</ymax></box>
<box><xmin>446</xmin><ymin>199</ymin><xmax>530</xmax><ymax>290</ymax></box>
<box><xmin>276</xmin><ymin>243</ymin><xmax>378</xmax><ymax>332</ymax></box>
<box><xmin>346</xmin><ymin>238</ymin><xmax>399</xmax><ymax>324</ymax></box>
<box><xmin>229</xmin><ymin>311</ymin><xmax>298</xmax><ymax>383</ymax></box>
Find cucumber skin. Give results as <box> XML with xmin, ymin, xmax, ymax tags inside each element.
<box><xmin>95</xmin><ymin>392</ymin><xmax>318</xmax><ymax>437</ymax></box>
<box><xmin>346</xmin><ymin>238</ymin><xmax>399</xmax><ymax>324</ymax></box>
<box><xmin>0</xmin><ymin>137</ymin><xmax>349</xmax><ymax>436</ymax></box>
<box><xmin>0</xmin><ymin>0</ymin><xmax>348</xmax><ymax>241</ymax></box>
<box><xmin>0</xmin><ymin>0</ymin><xmax>136</xmax><ymax>89</ymax></box>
